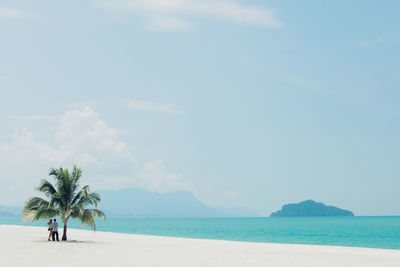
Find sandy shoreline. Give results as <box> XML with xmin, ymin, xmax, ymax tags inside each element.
<box><xmin>0</xmin><ymin>225</ymin><xmax>399</xmax><ymax>267</ymax></box>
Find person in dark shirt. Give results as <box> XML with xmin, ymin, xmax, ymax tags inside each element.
<box><xmin>52</xmin><ymin>219</ymin><xmax>59</xmax><ymax>241</ymax></box>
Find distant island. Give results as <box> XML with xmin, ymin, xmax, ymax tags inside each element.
<box><xmin>270</xmin><ymin>200</ymin><xmax>354</xmax><ymax>217</ymax></box>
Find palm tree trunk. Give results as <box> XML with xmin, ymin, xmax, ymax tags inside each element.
<box><xmin>62</xmin><ymin>223</ymin><xmax>67</xmax><ymax>241</ymax></box>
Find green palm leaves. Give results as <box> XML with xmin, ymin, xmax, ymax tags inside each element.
<box><xmin>23</xmin><ymin>165</ymin><xmax>106</xmax><ymax>241</ymax></box>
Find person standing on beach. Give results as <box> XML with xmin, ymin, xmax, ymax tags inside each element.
<box><xmin>52</xmin><ymin>219</ymin><xmax>59</xmax><ymax>241</ymax></box>
<box><xmin>47</xmin><ymin>219</ymin><xmax>53</xmax><ymax>241</ymax></box>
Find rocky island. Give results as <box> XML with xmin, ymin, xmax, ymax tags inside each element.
<box><xmin>270</xmin><ymin>200</ymin><xmax>354</xmax><ymax>217</ymax></box>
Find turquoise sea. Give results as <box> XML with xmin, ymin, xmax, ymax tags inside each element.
<box><xmin>1</xmin><ymin>216</ymin><xmax>399</xmax><ymax>250</ymax></box>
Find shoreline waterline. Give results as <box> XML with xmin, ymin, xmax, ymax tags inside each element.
<box><xmin>1</xmin><ymin>216</ymin><xmax>400</xmax><ymax>250</ymax></box>
<box><xmin>2</xmin><ymin>223</ymin><xmax>400</xmax><ymax>252</ymax></box>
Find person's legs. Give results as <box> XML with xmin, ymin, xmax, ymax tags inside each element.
<box><xmin>48</xmin><ymin>231</ymin><xmax>52</xmax><ymax>241</ymax></box>
<box><xmin>55</xmin><ymin>231</ymin><xmax>59</xmax><ymax>241</ymax></box>
<box><xmin>52</xmin><ymin>231</ymin><xmax>55</xmax><ymax>241</ymax></box>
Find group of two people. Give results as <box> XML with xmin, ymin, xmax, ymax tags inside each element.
<box><xmin>47</xmin><ymin>219</ymin><xmax>59</xmax><ymax>241</ymax></box>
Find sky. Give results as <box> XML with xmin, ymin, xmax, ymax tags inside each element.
<box><xmin>0</xmin><ymin>0</ymin><xmax>399</xmax><ymax>216</ymax></box>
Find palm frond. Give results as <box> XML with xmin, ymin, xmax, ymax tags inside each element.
<box><xmin>50</xmin><ymin>168</ymin><xmax>75</xmax><ymax>207</ymax></box>
<box><xmin>89</xmin><ymin>208</ymin><xmax>106</xmax><ymax>220</ymax></box>
<box><xmin>78</xmin><ymin>208</ymin><xmax>106</xmax><ymax>230</ymax></box>
<box><xmin>70</xmin><ymin>185</ymin><xmax>89</xmax><ymax>207</ymax></box>
<box><xmin>23</xmin><ymin>197</ymin><xmax>50</xmax><ymax>214</ymax></box>
<box><xmin>50</xmin><ymin>168</ymin><xmax>66</xmax><ymax>192</ymax></box>
<box><xmin>22</xmin><ymin>197</ymin><xmax>59</xmax><ymax>222</ymax></box>
<box><xmin>49</xmin><ymin>193</ymin><xmax>64</xmax><ymax>208</ymax></box>
<box><xmin>33</xmin><ymin>207</ymin><xmax>60</xmax><ymax>221</ymax></box>
<box><xmin>72</xmin><ymin>187</ymin><xmax>101</xmax><ymax>209</ymax></box>
<box><xmin>36</xmin><ymin>179</ymin><xmax>57</xmax><ymax>197</ymax></box>
<box><xmin>71</xmin><ymin>165</ymin><xmax>82</xmax><ymax>185</ymax></box>
<box><xmin>86</xmin><ymin>192</ymin><xmax>101</xmax><ymax>207</ymax></box>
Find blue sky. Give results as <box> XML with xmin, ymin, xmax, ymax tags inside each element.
<box><xmin>0</xmin><ymin>0</ymin><xmax>399</xmax><ymax>215</ymax></box>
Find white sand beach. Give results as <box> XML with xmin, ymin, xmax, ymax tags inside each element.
<box><xmin>0</xmin><ymin>225</ymin><xmax>399</xmax><ymax>267</ymax></box>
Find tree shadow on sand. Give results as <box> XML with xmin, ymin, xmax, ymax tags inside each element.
<box><xmin>33</xmin><ymin>239</ymin><xmax>104</xmax><ymax>244</ymax></box>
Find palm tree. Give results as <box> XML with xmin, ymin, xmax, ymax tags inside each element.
<box><xmin>23</xmin><ymin>165</ymin><xmax>106</xmax><ymax>241</ymax></box>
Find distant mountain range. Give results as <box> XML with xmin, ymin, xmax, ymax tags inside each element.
<box><xmin>97</xmin><ymin>188</ymin><xmax>259</xmax><ymax>218</ymax></box>
<box><xmin>0</xmin><ymin>205</ymin><xmax>20</xmax><ymax>217</ymax></box>
<box><xmin>270</xmin><ymin>200</ymin><xmax>354</xmax><ymax>217</ymax></box>
<box><xmin>0</xmin><ymin>189</ymin><xmax>259</xmax><ymax>218</ymax></box>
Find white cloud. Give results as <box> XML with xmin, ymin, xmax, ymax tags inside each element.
<box><xmin>55</xmin><ymin>107</ymin><xmax>132</xmax><ymax>164</ymax></box>
<box><xmin>93</xmin><ymin>0</ymin><xmax>283</xmax><ymax>30</ymax></box>
<box><xmin>122</xmin><ymin>98</ymin><xmax>184</xmax><ymax>114</ymax></box>
<box><xmin>0</xmin><ymin>107</ymin><xmax>188</xmax><ymax>205</ymax></box>
<box><xmin>137</xmin><ymin>160</ymin><xmax>190</xmax><ymax>192</ymax></box>
<box><xmin>0</xmin><ymin>76</ymin><xmax>6</xmax><ymax>81</ymax></box>
<box><xmin>0</xmin><ymin>7</ymin><xmax>24</xmax><ymax>19</ymax></box>
<box><xmin>0</xmin><ymin>129</ymin><xmax>66</xmax><ymax>205</ymax></box>
<box><xmin>2</xmin><ymin>129</ymin><xmax>63</xmax><ymax>165</ymax></box>
<box><xmin>66</xmin><ymin>100</ymin><xmax>99</xmax><ymax>110</ymax></box>
<box><xmin>9</xmin><ymin>108</ymin><xmax>131</xmax><ymax>165</ymax></box>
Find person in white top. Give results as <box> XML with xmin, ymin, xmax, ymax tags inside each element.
<box><xmin>52</xmin><ymin>219</ymin><xmax>59</xmax><ymax>241</ymax></box>
<box><xmin>47</xmin><ymin>219</ymin><xmax>53</xmax><ymax>241</ymax></box>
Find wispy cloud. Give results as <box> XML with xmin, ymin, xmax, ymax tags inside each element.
<box><xmin>66</xmin><ymin>100</ymin><xmax>99</xmax><ymax>110</ymax></box>
<box><xmin>137</xmin><ymin>160</ymin><xmax>191</xmax><ymax>193</ymax></box>
<box><xmin>0</xmin><ymin>76</ymin><xmax>6</xmax><ymax>81</ymax></box>
<box><xmin>147</xmin><ymin>16</ymin><xmax>190</xmax><ymax>31</ymax></box>
<box><xmin>11</xmin><ymin>115</ymin><xmax>60</xmax><ymax>122</ymax></box>
<box><xmin>0</xmin><ymin>7</ymin><xmax>24</xmax><ymax>19</ymax></box>
<box><xmin>93</xmin><ymin>0</ymin><xmax>283</xmax><ymax>31</ymax></box>
<box><xmin>122</xmin><ymin>98</ymin><xmax>184</xmax><ymax>114</ymax></box>
<box><xmin>352</xmin><ymin>34</ymin><xmax>400</xmax><ymax>47</ymax></box>
<box><xmin>261</xmin><ymin>67</ymin><xmax>374</xmax><ymax>100</ymax></box>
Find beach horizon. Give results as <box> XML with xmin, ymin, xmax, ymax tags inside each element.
<box><xmin>1</xmin><ymin>225</ymin><xmax>399</xmax><ymax>267</ymax></box>
<box><xmin>3</xmin><ymin>215</ymin><xmax>400</xmax><ymax>250</ymax></box>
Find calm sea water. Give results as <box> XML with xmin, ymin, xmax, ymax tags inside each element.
<box><xmin>1</xmin><ymin>216</ymin><xmax>399</xmax><ymax>250</ymax></box>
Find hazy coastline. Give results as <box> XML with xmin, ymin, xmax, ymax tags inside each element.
<box><xmin>2</xmin><ymin>216</ymin><xmax>400</xmax><ymax>250</ymax></box>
